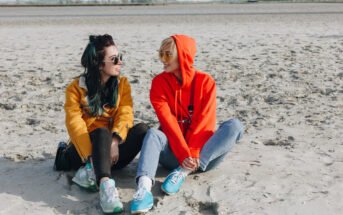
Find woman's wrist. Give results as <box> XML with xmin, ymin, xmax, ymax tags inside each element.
<box><xmin>112</xmin><ymin>137</ymin><xmax>119</xmax><ymax>146</ymax></box>
<box><xmin>112</xmin><ymin>132</ymin><xmax>122</xmax><ymax>144</ymax></box>
<box><xmin>112</xmin><ymin>132</ymin><xmax>122</xmax><ymax>146</ymax></box>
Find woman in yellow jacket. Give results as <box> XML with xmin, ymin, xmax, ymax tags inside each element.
<box><xmin>63</xmin><ymin>34</ymin><xmax>149</xmax><ymax>214</ymax></box>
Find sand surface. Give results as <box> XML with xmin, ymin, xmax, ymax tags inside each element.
<box><xmin>0</xmin><ymin>3</ymin><xmax>342</xmax><ymax>215</ymax></box>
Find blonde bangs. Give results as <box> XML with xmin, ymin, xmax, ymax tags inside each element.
<box><xmin>159</xmin><ymin>37</ymin><xmax>177</xmax><ymax>58</ymax></box>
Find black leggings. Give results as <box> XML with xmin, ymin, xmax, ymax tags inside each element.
<box><xmin>66</xmin><ymin>123</ymin><xmax>149</xmax><ymax>185</ymax></box>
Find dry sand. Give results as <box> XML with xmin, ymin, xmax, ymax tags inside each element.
<box><xmin>0</xmin><ymin>3</ymin><xmax>342</xmax><ymax>215</ymax></box>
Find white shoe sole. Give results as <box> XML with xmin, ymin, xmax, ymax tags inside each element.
<box><xmin>72</xmin><ymin>177</ymin><xmax>96</xmax><ymax>191</ymax></box>
<box><xmin>100</xmin><ymin>202</ymin><xmax>123</xmax><ymax>214</ymax></box>
<box><xmin>72</xmin><ymin>177</ymin><xmax>89</xmax><ymax>188</ymax></box>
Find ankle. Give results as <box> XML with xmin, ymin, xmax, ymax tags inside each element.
<box><xmin>100</xmin><ymin>177</ymin><xmax>110</xmax><ymax>185</ymax></box>
<box><xmin>179</xmin><ymin>167</ymin><xmax>191</xmax><ymax>176</ymax></box>
<box><xmin>138</xmin><ymin>175</ymin><xmax>152</xmax><ymax>192</ymax></box>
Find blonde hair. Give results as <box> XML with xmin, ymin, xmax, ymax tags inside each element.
<box><xmin>159</xmin><ymin>37</ymin><xmax>178</xmax><ymax>59</ymax></box>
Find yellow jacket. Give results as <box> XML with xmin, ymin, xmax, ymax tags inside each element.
<box><xmin>64</xmin><ymin>76</ymin><xmax>134</xmax><ymax>162</ymax></box>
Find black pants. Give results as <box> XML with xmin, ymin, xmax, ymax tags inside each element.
<box><xmin>66</xmin><ymin>123</ymin><xmax>149</xmax><ymax>185</ymax></box>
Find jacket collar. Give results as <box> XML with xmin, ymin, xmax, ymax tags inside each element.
<box><xmin>79</xmin><ymin>75</ymin><xmax>88</xmax><ymax>91</ymax></box>
<box><xmin>78</xmin><ymin>76</ymin><xmax>90</xmax><ymax>105</ymax></box>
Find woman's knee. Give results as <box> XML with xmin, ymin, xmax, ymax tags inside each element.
<box><xmin>131</xmin><ymin>123</ymin><xmax>150</xmax><ymax>136</ymax></box>
<box><xmin>146</xmin><ymin>128</ymin><xmax>164</xmax><ymax>138</ymax></box>
<box><xmin>144</xmin><ymin>128</ymin><xmax>167</xmax><ymax>147</ymax></box>
<box><xmin>222</xmin><ymin>118</ymin><xmax>243</xmax><ymax>130</ymax></box>
<box><xmin>90</xmin><ymin>127</ymin><xmax>112</xmax><ymax>147</ymax></box>
<box><xmin>221</xmin><ymin>118</ymin><xmax>244</xmax><ymax>139</ymax></box>
<box><xmin>91</xmin><ymin>127</ymin><xmax>111</xmax><ymax>137</ymax></box>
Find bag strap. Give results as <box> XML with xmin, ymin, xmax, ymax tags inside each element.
<box><xmin>188</xmin><ymin>71</ymin><xmax>197</xmax><ymax>119</ymax></box>
<box><xmin>161</xmin><ymin>72</ymin><xmax>197</xmax><ymax>121</ymax></box>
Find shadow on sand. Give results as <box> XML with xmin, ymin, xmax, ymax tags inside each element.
<box><xmin>0</xmin><ymin>157</ymin><xmax>171</xmax><ymax>214</ymax></box>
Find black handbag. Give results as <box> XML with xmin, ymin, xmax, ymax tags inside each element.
<box><xmin>53</xmin><ymin>142</ymin><xmax>71</xmax><ymax>171</ymax></box>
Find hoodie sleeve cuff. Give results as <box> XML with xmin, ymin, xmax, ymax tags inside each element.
<box><xmin>177</xmin><ymin>153</ymin><xmax>191</xmax><ymax>166</ymax></box>
<box><xmin>112</xmin><ymin>132</ymin><xmax>123</xmax><ymax>144</ymax></box>
<box><xmin>189</xmin><ymin>148</ymin><xmax>201</xmax><ymax>159</ymax></box>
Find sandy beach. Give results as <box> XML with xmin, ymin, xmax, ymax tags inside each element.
<box><xmin>0</xmin><ymin>3</ymin><xmax>342</xmax><ymax>214</ymax></box>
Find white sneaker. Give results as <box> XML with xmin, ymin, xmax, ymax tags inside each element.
<box><xmin>99</xmin><ymin>179</ymin><xmax>123</xmax><ymax>214</ymax></box>
<box><xmin>72</xmin><ymin>162</ymin><xmax>96</xmax><ymax>191</ymax></box>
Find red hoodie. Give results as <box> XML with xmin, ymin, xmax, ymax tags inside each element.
<box><xmin>150</xmin><ymin>35</ymin><xmax>216</xmax><ymax>165</ymax></box>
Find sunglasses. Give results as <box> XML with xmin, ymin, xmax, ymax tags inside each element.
<box><xmin>103</xmin><ymin>53</ymin><xmax>123</xmax><ymax>65</ymax></box>
<box><xmin>158</xmin><ymin>51</ymin><xmax>173</xmax><ymax>62</ymax></box>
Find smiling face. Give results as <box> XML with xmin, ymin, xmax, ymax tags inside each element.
<box><xmin>160</xmin><ymin>49</ymin><xmax>180</xmax><ymax>73</ymax></box>
<box><xmin>100</xmin><ymin>45</ymin><xmax>122</xmax><ymax>84</ymax></box>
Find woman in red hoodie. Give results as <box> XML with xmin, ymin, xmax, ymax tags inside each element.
<box><xmin>130</xmin><ymin>35</ymin><xmax>243</xmax><ymax>213</ymax></box>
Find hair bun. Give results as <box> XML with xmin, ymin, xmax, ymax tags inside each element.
<box><xmin>81</xmin><ymin>34</ymin><xmax>114</xmax><ymax>69</ymax></box>
<box><xmin>89</xmin><ymin>35</ymin><xmax>97</xmax><ymax>43</ymax></box>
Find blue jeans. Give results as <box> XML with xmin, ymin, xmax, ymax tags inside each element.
<box><xmin>136</xmin><ymin>118</ymin><xmax>243</xmax><ymax>183</ymax></box>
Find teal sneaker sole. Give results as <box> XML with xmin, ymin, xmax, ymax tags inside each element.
<box><xmin>101</xmin><ymin>205</ymin><xmax>124</xmax><ymax>214</ymax></box>
<box><xmin>72</xmin><ymin>177</ymin><xmax>97</xmax><ymax>192</ymax></box>
<box><xmin>102</xmin><ymin>206</ymin><xmax>123</xmax><ymax>214</ymax></box>
<box><xmin>113</xmin><ymin>206</ymin><xmax>124</xmax><ymax>213</ymax></box>
<box><xmin>131</xmin><ymin>203</ymin><xmax>153</xmax><ymax>214</ymax></box>
<box><xmin>100</xmin><ymin>198</ymin><xmax>123</xmax><ymax>214</ymax></box>
<box><xmin>161</xmin><ymin>185</ymin><xmax>177</xmax><ymax>195</ymax></box>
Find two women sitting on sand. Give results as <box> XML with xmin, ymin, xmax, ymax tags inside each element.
<box><xmin>58</xmin><ymin>34</ymin><xmax>243</xmax><ymax>214</ymax></box>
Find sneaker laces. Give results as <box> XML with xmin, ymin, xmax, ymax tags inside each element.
<box><xmin>170</xmin><ymin>171</ymin><xmax>185</xmax><ymax>184</ymax></box>
<box><xmin>133</xmin><ymin>187</ymin><xmax>146</xmax><ymax>201</ymax></box>
<box><xmin>103</xmin><ymin>185</ymin><xmax>119</xmax><ymax>203</ymax></box>
<box><xmin>86</xmin><ymin>166</ymin><xmax>96</xmax><ymax>181</ymax></box>
<box><xmin>78</xmin><ymin>167</ymin><xmax>87</xmax><ymax>178</ymax></box>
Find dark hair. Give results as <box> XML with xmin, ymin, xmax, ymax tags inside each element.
<box><xmin>81</xmin><ymin>34</ymin><xmax>118</xmax><ymax>116</ymax></box>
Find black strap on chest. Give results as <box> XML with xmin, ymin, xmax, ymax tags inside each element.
<box><xmin>162</xmin><ymin>72</ymin><xmax>197</xmax><ymax>122</ymax></box>
<box><xmin>188</xmin><ymin>71</ymin><xmax>197</xmax><ymax>119</ymax></box>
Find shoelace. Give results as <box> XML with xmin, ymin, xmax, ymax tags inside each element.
<box><xmin>170</xmin><ymin>171</ymin><xmax>185</xmax><ymax>184</ymax></box>
<box><xmin>86</xmin><ymin>166</ymin><xmax>96</xmax><ymax>181</ymax></box>
<box><xmin>79</xmin><ymin>167</ymin><xmax>88</xmax><ymax>178</ymax></box>
<box><xmin>104</xmin><ymin>185</ymin><xmax>119</xmax><ymax>202</ymax></box>
<box><xmin>133</xmin><ymin>187</ymin><xmax>146</xmax><ymax>201</ymax></box>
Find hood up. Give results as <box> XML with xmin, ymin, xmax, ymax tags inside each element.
<box><xmin>171</xmin><ymin>35</ymin><xmax>197</xmax><ymax>89</ymax></box>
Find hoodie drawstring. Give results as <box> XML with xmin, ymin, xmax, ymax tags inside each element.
<box><xmin>175</xmin><ymin>87</ymin><xmax>187</xmax><ymax>135</ymax></box>
<box><xmin>175</xmin><ymin>87</ymin><xmax>184</xmax><ymax>135</ymax></box>
<box><xmin>175</xmin><ymin>88</ymin><xmax>178</xmax><ymax>126</ymax></box>
<box><xmin>179</xmin><ymin>90</ymin><xmax>183</xmax><ymax>134</ymax></box>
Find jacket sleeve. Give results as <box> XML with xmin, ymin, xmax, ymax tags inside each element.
<box><xmin>64</xmin><ymin>81</ymin><xmax>92</xmax><ymax>162</ymax></box>
<box><xmin>150</xmin><ymin>77</ymin><xmax>191</xmax><ymax>165</ymax></box>
<box><xmin>187</xmin><ymin>76</ymin><xmax>216</xmax><ymax>158</ymax></box>
<box><xmin>111</xmin><ymin>77</ymin><xmax>134</xmax><ymax>142</ymax></box>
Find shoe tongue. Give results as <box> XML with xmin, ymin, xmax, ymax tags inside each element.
<box><xmin>134</xmin><ymin>187</ymin><xmax>146</xmax><ymax>200</ymax></box>
<box><xmin>85</xmin><ymin>162</ymin><xmax>92</xmax><ymax>169</ymax></box>
<box><xmin>101</xmin><ymin>179</ymin><xmax>115</xmax><ymax>190</ymax></box>
<box><xmin>137</xmin><ymin>186</ymin><xmax>146</xmax><ymax>193</ymax></box>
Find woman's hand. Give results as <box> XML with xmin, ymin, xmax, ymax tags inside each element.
<box><xmin>110</xmin><ymin>136</ymin><xmax>120</xmax><ymax>166</ymax></box>
<box><xmin>192</xmin><ymin>158</ymin><xmax>200</xmax><ymax>170</ymax></box>
<box><xmin>182</xmin><ymin>157</ymin><xmax>196</xmax><ymax>171</ymax></box>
